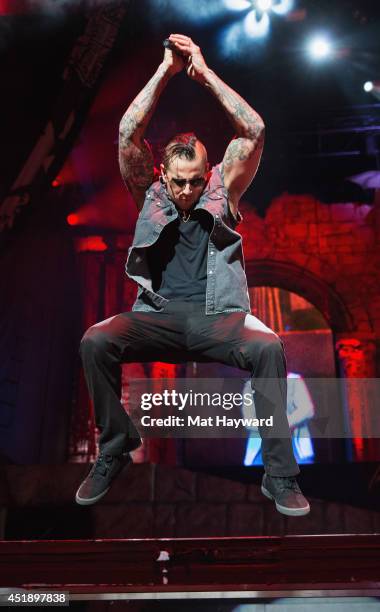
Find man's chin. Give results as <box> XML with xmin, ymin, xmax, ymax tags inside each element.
<box><xmin>178</xmin><ymin>200</ymin><xmax>194</xmax><ymax>209</ymax></box>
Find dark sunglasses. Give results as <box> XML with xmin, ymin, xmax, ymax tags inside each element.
<box><xmin>170</xmin><ymin>177</ymin><xmax>206</xmax><ymax>188</ymax></box>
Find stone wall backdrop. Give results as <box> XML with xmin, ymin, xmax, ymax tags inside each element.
<box><xmin>239</xmin><ymin>195</ymin><xmax>379</xmax><ymax>337</ymax></box>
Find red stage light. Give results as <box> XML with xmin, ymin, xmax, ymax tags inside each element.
<box><xmin>286</xmin><ymin>8</ymin><xmax>307</xmax><ymax>21</ymax></box>
<box><xmin>76</xmin><ymin>236</ymin><xmax>107</xmax><ymax>252</ymax></box>
<box><xmin>0</xmin><ymin>0</ymin><xmax>30</xmax><ymax>15</ymax></box>
<box><xmin>67</xmin><ymin>213</ymin><xmax>79</xmax><ymax>226</ymax></box>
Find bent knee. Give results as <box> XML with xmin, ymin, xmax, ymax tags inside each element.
<box><xmin>261</xmin><ymin>332</ymin><xmax>283</xmax><ymax>349</ymax></box>
<box><xmin>258</xmin><ymin>335</ymin><xmax>285</xmax><ymax>361</ymax></box>
<box><xmin>245</xmin><ymin>333</ymin><xmax>284</xmax><ymax>360</ymax></box>
<box><xmin>243</xmin><ymin>315</ymin><xmax>283</xmax><ymax>348</ymax></box>
<box><xmin>79</xmin><ymin>327</ymin><xmax>110</xmax><ymax>357</ymax></box>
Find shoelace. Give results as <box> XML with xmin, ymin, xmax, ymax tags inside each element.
<box><xmin>274</xmin><ymin>477</ymin><xmax>300</xmax><ymax>492</ymax></box>
<box><xmin>90</xmin><ymin>453</ymin><xmax>115</xmax><ymax>478</ymax></box>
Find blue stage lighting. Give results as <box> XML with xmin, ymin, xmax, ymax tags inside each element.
<box><xmin>219</xmin><ymin>21</ymin><xmax>243</xmax><ymax>58</ymax></box>
<box><xmin>223</xmin><ymin>0</ymin><xmax>251</xmax><ymax>10</ymax></box>
<box><xmin>256</xmin><ymin>0</ymin><xmax>273</xmax><ymax>11</ymax></box>
<box><xmin>147</xmin><ymin>0</ymin><xmax>224</xmax><ymax>24</ymax></box>
<box><xmin>222</xmin><ymin>0</ymin><xmax>293</xmax><ymax>48</ymax></box>
<box><xmin>244</xmin><ymin>9</ymin><xmax>270</xmax><ymax>37</ymax></box>
<box><xmin>271</xmin><ymin>0</ymin><xmax>294</xmax><ymax>15</ymax></box>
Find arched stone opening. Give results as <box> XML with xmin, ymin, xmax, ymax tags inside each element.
<box><xmin>245</xmin><ymin>259</ymin><xmax>354</xmax><ymax>334</ymax></box>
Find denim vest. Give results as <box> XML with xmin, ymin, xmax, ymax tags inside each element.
<box><xmin>125</xmin><ymin>163</ymin><xmax>251</xmax><ymax>315</ymax></box>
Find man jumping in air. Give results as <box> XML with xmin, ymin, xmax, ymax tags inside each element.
<box><xmin>75</xmin><ymin>34</ymin><xmax>310</xmax><ymax>517</ymax></box>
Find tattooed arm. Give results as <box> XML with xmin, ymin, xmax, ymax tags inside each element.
<box><xmin>168</xmin><ymin>34</ymin><xmax>265</xmax><ymax>215</ymax></box>
<box><xmin>205</xmin><ymin>72</ymin><xmax>264</xmax><ymax>213</ymax></box>
<box><xmin>119</xmin><ymin>46</ymin><xmax>184</xmax><ymax>211</ymax></box>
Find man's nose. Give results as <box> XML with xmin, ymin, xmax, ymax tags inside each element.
<box><xmin>183</xmin><ymin>182</ymin><xmax>192</xmax><ymax>195</ymax></box>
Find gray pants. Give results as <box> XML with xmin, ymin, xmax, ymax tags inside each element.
<box><xmin>79</xmin><ymin>301</ymin><xmax>300</xmax><ymax>477</ymax></box>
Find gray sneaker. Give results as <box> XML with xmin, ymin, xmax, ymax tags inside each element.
<box><xmin>75</xmin><ymin>452</ymin><xmax>131</xmax><ymax>506</ymax></box>
<box><xmin>261</xmin><ymin>473</ymin><xmax>310</xmax><ymax>516</ymax></box>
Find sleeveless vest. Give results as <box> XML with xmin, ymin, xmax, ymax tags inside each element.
<box><xmin>125</xmin><ymin>163</ymin><xmax>251</xmax><ymax>315</ymax></box>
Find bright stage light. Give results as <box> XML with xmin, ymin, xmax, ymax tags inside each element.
<box><xmin>244</xmin><ymin>9</ymin><xmax>270</xmax><ymax>37</ymax></box>
<box><xmin>256</xmin><ymin>0</ymin><xmax>273</xmax><ymax>11</ymax></box>
<box><xmin>67</xmin><ymin>214</ymin><xmax>79</xmax><ymax>226</ymax></box>
<box><xmin>308</xmin><ymin>36</ymin><xmax>332</xmax><ymax>60</ymax></box>
<box><xmin>271</xmin><ymin>0</ymin><xmax>294</xmax><ymax>15</ymax></box>
<box><xmin>364</xmin><ymin>81</ymin><xmax>374</xmax><ymax>92</ymax></box>
<box><xmin>223</xmin><ymin>0</ymin><xmax>251</xmax><ymax>10</ymax></box>
<box><xmin>222</xmin><ymin>0</ymin><xmax>292</xmax><ymax>49</ymax></box>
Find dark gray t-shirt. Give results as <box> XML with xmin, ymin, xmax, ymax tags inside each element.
<box><xmin>147</xmin><ymin>209</ymin><xmax>213</xmax><ymax>303</ymax></box>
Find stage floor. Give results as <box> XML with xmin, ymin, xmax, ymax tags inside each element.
<box><xmin>1</xmin><ymin>534</ymin><xmax>380</xmax><ymax>599</ymax></box>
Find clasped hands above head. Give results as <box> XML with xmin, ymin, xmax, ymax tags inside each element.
<box><xmin>163</xmin><ymin>33</ymin><xmax>209</xmax><ymax>83</ymax></box>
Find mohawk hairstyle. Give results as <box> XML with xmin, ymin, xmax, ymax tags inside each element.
<box><xmin>162</xmin><ymin>132</ymin><xmax>206</xmax><ymax>170</ymax></box>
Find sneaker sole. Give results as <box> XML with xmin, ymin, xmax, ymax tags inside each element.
<box><xmin>261</xmin><ymin>484</ymin><xmax>310</xmax><ymax>517</ymax></box>
<box><xmin>75</xmin><ymin>486</ymin><xmax>111</xmax><ymax>506</ymax></box>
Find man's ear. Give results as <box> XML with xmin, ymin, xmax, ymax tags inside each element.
<box><xmin>160</xmin><ymin>163</ymin><xmax>167</xmax><ymax>183</ymax></box>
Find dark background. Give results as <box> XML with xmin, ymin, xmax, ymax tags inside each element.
<box><xmin>1</xmin><ymin>0</ymin><xmax>380</xmax><ymax>216</ymax></box>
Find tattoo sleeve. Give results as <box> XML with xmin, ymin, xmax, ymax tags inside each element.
<box><xmin>202</xmin><ymin>69</ymin><xmax>265</xmax><ymax>197</ymax></box>
<box><xmin>119</xmin><ymin>63</ymin><xmax>172</xmax><ymax>208</ymax></box>
<box><xmin>204</xmin><ymin>69</ymin><xmax>264</xmax><ymax>142</ymax></box>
